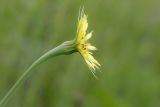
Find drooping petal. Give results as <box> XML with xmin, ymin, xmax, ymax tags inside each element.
<box><xmin>85</xmin><ymin>60</ymin><xmax>96</xmax><ymax>71</ymax></box>
<box><xmin>87</xmin><ymin>54</ymin><xmax>101</xmax><ymax>66</ymax></box>
<box><xmin>82</xmin><ymin>52</ymin><xmax>100</xmax><ymax>71</ymax></box>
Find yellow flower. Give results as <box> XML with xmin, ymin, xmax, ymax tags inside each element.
<box><xmin>76</xmin><ymin>9</ymin><xmax>101</xmax><ymax>77</ymax></box>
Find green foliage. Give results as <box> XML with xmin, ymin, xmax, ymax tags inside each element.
<box><xmin>0</xmin><ymin>0</ymin><xmax>160</xmax><ymax>107</ymax></box>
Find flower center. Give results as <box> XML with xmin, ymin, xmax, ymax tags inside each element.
<box><xmin>77</xmin><ymin>43</ymin><xmax>87</xmax><ymax>52</ymax></box>
<box><xmin>82</xmin><ymin>44</ymin><xmax>86</xmax><ymax>50</ymax></box>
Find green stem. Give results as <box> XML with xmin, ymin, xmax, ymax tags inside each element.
<box><xmin>0</xmin><ymin>41</ymin><xmax>76</xmax><ymax>107</ymax></box>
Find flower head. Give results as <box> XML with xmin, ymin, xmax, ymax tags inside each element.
<box><xmin>75</xmin><ymin>8</ymin><xmax>101</xmax><ymax>78</ymax></box>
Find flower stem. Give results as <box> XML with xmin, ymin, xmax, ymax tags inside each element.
<box><xmin>0</xmin><ymin>41</ymin><xmax>76</xmax><ymax>107</ymax></box>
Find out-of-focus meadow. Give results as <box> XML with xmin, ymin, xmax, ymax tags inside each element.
<box><xmin>0</xmin><ymin>0</ymin><xmax>160</xmax><ymax>107</ymax></box>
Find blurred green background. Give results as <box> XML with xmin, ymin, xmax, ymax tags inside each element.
<box><xmin>0</xmin><ymin>0</ymin><xmax>160</xmax><ymax>107</ymax></box>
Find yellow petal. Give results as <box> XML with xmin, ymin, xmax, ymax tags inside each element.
<box><xmin>85</xmin><ymin>43</ymin><xmax>97</xmax><ymax>51</ymax></box>
<box><xmin>77</xmin><ymin>14</ymin><xmax>88</xmax><ymax>41</ymax></box>
<box><xmin>85</xmin><ymin>32</ymin><xmax>92</xmax><ymax>41</ymax></box>
<box><xmin>88</xmin><ymin>54</ymin><xmax>101</xmax><ymax>66</ymax></box>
